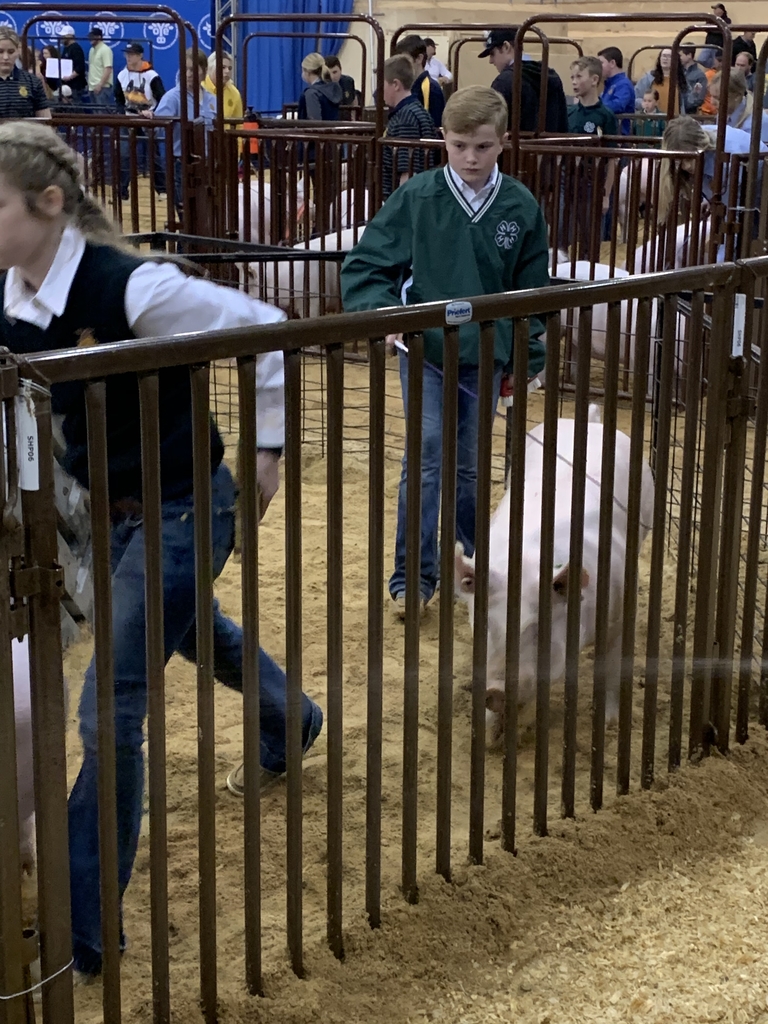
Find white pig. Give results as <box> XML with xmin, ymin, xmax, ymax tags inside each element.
<box><xmin>454</xmin><ymin>405</ymin><xmax>655</xmax><ymax>746</ymax></box>
<box><xmin>254</xmin><ymin>226</ymin><xmax>360</xmax><ymax>318</ymax></box>
<box><xmin>555</xmin><ymin>258</ymin><xmax>690</xmax><ymax>398</ymax></box>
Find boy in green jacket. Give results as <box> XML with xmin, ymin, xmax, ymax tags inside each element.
<box><xmin>340</xmin><ymin>85</ymin><xmax>549</xmax><ymax>619</ymax></box>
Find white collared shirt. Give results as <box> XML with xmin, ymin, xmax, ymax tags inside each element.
<box><xmin>426</xmin><ymin>56</ymin><xmax>453</xmax><ymax>83</ymax></box>
<box><xmin>447</xmin><ymin>164</ymin><xmax>500</xmax><ymax>213</ymax></box>
<box><xmin>3</xmin><ymin>225</ymin><xmax>287</xmax><ymax>447</ymax></box>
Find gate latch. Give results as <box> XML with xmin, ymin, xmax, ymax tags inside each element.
<box><xmin>10</xmin><ymin>565</ymin><xmax>64</xmax><ymax>600</ymax></box>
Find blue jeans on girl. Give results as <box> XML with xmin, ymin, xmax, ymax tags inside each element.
<box><xmin>68</xmin><ymin>463</ymin><xmax>323</xmax><ymax>975</ymax></box>
<box><xmin>390</xmin><ymin>353</ymin><xmax>502</xmax><ymax>603</ymax></box>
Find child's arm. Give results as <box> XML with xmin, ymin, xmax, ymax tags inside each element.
<box><xmin>340</xmin><ymin>190</ymin><xmax>413</xmax><ymax>313</ymax></box>
<box><xmin>513</xmin><ymin>205</ymin><xmax>551</xmax><ymax>343</ymax></box>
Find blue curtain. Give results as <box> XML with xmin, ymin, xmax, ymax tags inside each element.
<box><xmin>239</xmin><ymin>0</ymin><xmax>353</xmax><ymax>116</ymax></box>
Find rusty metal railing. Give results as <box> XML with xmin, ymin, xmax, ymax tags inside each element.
<box><xmin>2</xmin><ymin>258</ymin><xmax>767</xmax><ymax>1024</ymax></box>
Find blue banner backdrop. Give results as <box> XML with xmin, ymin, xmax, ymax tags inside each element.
<box><xmin>0</xmin><ymin>0</ymin><xmax>353</xmax><ymax>113</ymax></box>
<box><xmin>0</xmin><ymin>2</ymin><xmax>214</xmax><ymax>95</ymax></box>
<box><xmin>238</xmin><ymin>0</ymin><xmax>353</xmax><ymax>117</ymax></box>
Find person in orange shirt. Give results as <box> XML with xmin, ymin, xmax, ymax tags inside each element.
<box><xmin>700</xmin><ymin>53</ymin><xmax>722</xmax><ymax>116</ymax></box>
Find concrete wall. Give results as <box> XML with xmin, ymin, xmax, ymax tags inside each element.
<box><xmin>337</xmin><ymin>0</ymin><xmax>768</xmax><ymax>104</ymax></box>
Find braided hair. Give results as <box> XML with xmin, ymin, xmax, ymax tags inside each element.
<box><xmin>0</xmin><ymin>121</ymin><xmax>127</xmax><ymax>251</ymax></box>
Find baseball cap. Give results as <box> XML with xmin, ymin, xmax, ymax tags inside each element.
<box><xmin>711</xmin><ymin>3</ymin><xmax>727</xmax><ymax>13</ymax></box>
<box><xmin>123</xmin><ymin>42</ymin><xmax>144</xmax><ymax>55</ymax></box>
<box><xmin>87</xmin><ymin>27</ymin><xmax>103</xmax><ymax>38</ymax></box>
<box><xmin>58</xmin><ymin>23</ymin><xmax>75</xmax><ymax>36</ymax></box>
<box><xmin>478</xmin><ymin>28</ymin><xmax>517</xmax><ymax>58</ymax></box>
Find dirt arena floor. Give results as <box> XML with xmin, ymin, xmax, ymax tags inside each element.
<box><xmin>55</xmin><ymin>356</ymin><xmax>768</xmax><ymax>1024</ymax></box>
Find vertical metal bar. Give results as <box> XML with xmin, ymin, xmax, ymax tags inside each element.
<box><xmin>712</xmin><ymin>282</ymin><xmax>751</xmax><ymax>753</ymax></box>
<box><xmin>616</xmin><ymin>297</ymin><xmax>652</xmax><ymax>795</ymax></box>
<box><xmin>84</xmin><ymin>381</ymin><xmax>122</xmax><ymax>1024</ymax></box>
<box><xmin>590</xmin><ymin>300</ymin><xmax>620</xmax><ymax>812</ymax></box>
<box><xmin>501</xmin><ymin>320</ymin><xmax>529</xmax><ymax>854</ymax></box>
<box><xmin>641</xmin><ymin>297</ymin><xmax>677</xmax><ymax>789</ymax></box>
<box><xmin>689</xmin><ymin>283</ymin><xmax>733</xmax><ymax>760</ymax></box>
<box><xmin>325</xmin><ymin>344</ymin><xmax>344</xmax><ymax>957</ymax></box>
<box><xmin>138</xmin><ymin>374</ymin><xmax>170</xmax><ymax>1024</ymax></box>
<box><xmin>668</xmin><ymin>292</ymin><xmax>705</xmax><ymax>771</ymax></box>
<box><xmin>365</xmin><ymin>338</ymin><xmax>385</xmax><ymax>929</ymax></box>
<box><xmin>19</xmin><ymin>379</ymin><xmax>73</xmax><ymax>1024</ymax></box>
<box><xmin>283</xmin><ymin>349</ymin><xmax>305</xmax><ymax>973</ymax></box>
<box><xmin>737</xmin><ymin>296</ymin><xmax>768</xmax><ymax>743</ymax></box>
<box><xmin>468</xmin><ymin>324</ymin><xmax>496</xmax><ymax>865</ymax></box>
<box><xmin>533</xmin><ymin>318</ymin><xmax>563</xmax><ymax>838</ymax></box>
<box><xmin>436</xmin><ymin>328</ymin><xmax>459</xmax><ymax>882</ymax></box>
<box><xmin>189</xmin><ymin>365</ymin><xmax>217</xmax><ymax>1021</ymax></box>
<box><xmin>561</xmin><ymin>306</ymin><xmax>592</xmax><ymax>819</ymax></box>
<box><xmin>402</xmin><ymin>333</ymin><xmax>423</xmax><ymax>902</ymax></box>
<box><xmin>236</xmin><ymin>357</ymin><xmax>262</xmax><ymax>996</ymax></box>
<box><xmin>0</xmin><ymin>396</ymin><xmax>26</xmax><ymax>1024</ymax></box>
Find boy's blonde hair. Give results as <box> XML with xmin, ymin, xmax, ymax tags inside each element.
<box><xmin>442</xmin><ymin>86</ymin><xmax>507</xmax><ymax>139</ymax></box>
<box><xmin>302</xmin><ymin>51</ymin><xmax>332</xmax><ymax>82</ymax></box>
<box><xmin>571</xmin><ymin>56</ymin><xmax>603</xmax><ymax>82</ymax></box>
<box><xmin>383</xmin><ymin>54</ymin><xmax>415</xmax><ymax>90</ymax></box>
<box><xmin>0</xmin><ymin>121</ymin><xmax>126</xmax><ymax>250</ymax></box>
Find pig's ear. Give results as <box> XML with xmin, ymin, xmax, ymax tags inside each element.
<box><xmin>552</xmin><ymin>564</ymin><xmax>590</xmax><ymax>598</ymax></box>
<box><xmin>454</xmin><ymin>542</ymin><xmax>475</xmax><ymax>595</ymax></box>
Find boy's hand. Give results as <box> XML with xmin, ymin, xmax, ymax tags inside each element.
<box><xmin>602</xmin><ymin>192</ymin><xmax>611</xmax><ymax>214</ymax></box>
<box><xmin>385</xmin><ymin>333</ymin><xmax>403</xmax><ymax>356</ymax></box>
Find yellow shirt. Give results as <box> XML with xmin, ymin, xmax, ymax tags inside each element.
<box><xmin>88</xmin><ymin>41</ymin><xmax>113</xmax><ymax>91</ymax></box>
<box><xmin>202</xmin><ymin>76</ymin><xmax>243</xmax><ymax>125</ymax></box>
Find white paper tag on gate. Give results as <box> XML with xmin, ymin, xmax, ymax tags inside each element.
<box><xmin>731</xmin><ymin>293</ymin><xmax>747</xmax><ymax>358</ymax></box>
<box><xmin>15</xmin><ymin>383</ymin><xmax>39</xmax><ymax>492</ymax></box>
<box><xmin>445</xmin><ymin>300</ymin><xmax>473</xmax><ymax>325</ymax></box>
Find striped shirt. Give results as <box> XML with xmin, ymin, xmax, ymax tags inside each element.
<box><xmin>382</xmin><ymin>95</ymin><xmax>441</xmax><ymax>198</ymax></box>
<box><xmin>0</xmin><ymin>66</ymin><xmax>49</xmax><ymax>119</ymax></box>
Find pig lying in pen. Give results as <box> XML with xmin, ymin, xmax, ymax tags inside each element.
<box><xmin>454</xmin><ymin>405</ymin><xmax>655</xmax><ymax>746</ymax></box>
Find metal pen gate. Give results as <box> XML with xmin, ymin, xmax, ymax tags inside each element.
<box><xmin>1</xmin><ymin>258</ymin><xmax>767</xmax><ymax>1023</ymax></box>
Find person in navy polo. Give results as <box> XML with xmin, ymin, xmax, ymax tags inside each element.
<box><xmin>0</xmin><ymin>27</ymin><xmax>50</xmax><ymax>119</ymax></box>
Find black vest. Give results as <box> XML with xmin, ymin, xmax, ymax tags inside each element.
<box><xmin>0</xmin><ymin>244</ymin><xmax>224</xmax><ymax>502</ymax></box>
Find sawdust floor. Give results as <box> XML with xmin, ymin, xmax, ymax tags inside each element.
<box><xmin>63</xmin><ymin>360</ymin><xmax>768</xmax><ymax>1023</ymax></box>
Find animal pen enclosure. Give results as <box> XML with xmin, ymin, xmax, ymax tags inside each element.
<box><xmin>1</xmin><ymin>258</ymin><xmax>768</xmax><ymax>1024</ymax></box>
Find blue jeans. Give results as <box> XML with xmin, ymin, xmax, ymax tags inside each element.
<box><xmin>68</xmin><ymin>464</ymin><xmax>323</xmax><ymax>975</ymax></box>
<box><xmin>390</xmin><ymin>354</ymin><xmax>502</xmax><ymax>601</ymax></box>
<box><xmin>90</xmin><ymin>86</ymin><xmax>114</xmax><ymax>108</ymax></box>
<box><xmin>120</xmin><ymin>128</ymin><xmax>166</xmax><ymax>196</ymax></box>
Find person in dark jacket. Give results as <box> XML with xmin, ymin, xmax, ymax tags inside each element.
<box><xmin>324</xmin><ymin>54</ymin><xmax>357</xmax><ymax>107</ymax></box>
<box><xmin>700</xmin><ymin>3</ymin><xmax>732</xmax><ymax>67</ymax></box>
<box><xmin>479</xmin><ymin>27</ymin><xmax>568</xmax><ymax>134</ymax></box>
<box><xmin>57</xmin><ymin>24</ymin><xmax>86</xmax><ymax>100</ymax></box>
<box><xmin>732</xmin><ymin>30</ymin><xmax>757</xmax><ymax>65</ymax></box>
<box><xmin>298</xmin><ymin>51</ymin><xmax>342</xmax><ymax>120</ymax></box>
<box><xmin>395</xmin><ymin>34</ymin><xmax>445</xmax><ymax>127</ymax></box>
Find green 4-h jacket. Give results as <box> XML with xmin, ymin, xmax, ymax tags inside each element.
<box><xmin>340</xmin><ymin>165</ymin><xmax>549</xmax><ymax>374</ymax></box>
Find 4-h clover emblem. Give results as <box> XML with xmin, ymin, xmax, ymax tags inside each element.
<box><xmin>584</xmin><ymin>120</ymin><xmax>596</xmax><ymax>133</ymax></box>
<box><xmin>495</xmin><ymin>220</ymin><xmax>520</xmax><ymax>250</ymax></box>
